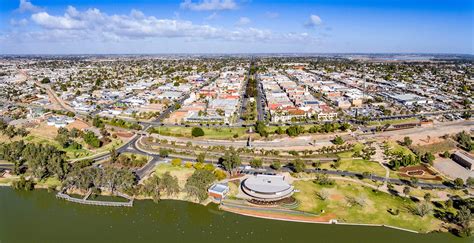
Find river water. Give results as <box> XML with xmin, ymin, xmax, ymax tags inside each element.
<box><xmin>0</xmin><ymin>187</ymin><xmax>470</xmax><ymax>243</ymax></box>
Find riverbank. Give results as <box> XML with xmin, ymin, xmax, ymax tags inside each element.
<box><xmin>220</xmin><ymin>204</ymin><xmax>420</xmax><ymax>234</ymax></box>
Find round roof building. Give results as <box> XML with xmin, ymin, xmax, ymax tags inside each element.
<box><xmin>241</xmin><ymin>174</ymin><xmax>294</xmax><ymax>202</ymax></box>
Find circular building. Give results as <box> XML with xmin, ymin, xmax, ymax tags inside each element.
<box><xmin>241</xmin><ymin>174</ymin><xmax>294</xmax><ymax>202</ymax></box>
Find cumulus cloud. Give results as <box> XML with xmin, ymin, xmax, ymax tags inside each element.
<box><xmin>180</xmin><ymin>0</ymin><xmax>237</xmax><ymax>11</ymax></box>
<box><xmin>305</xmin><ymin>14</ymin><xmax>322</xmax><ymax>28</ymax></box>
<box><xmin>17</xmin><ymin>0</ymin><xmax>43</xmax><ymax>13</ymax></box>
<box><xmin>236</xmin><ymin>17</ymin><xmax>251</xmax><ymax>26</ymax></box>
<box><xmin>10</xmin><ymin>18</ymin><xmax>29</xmax><ymax>26</ymax></box>
<box><xmin>5</xmin><ymin>6</ymin><xmax>318</xmax><ymax>46</ymax></box>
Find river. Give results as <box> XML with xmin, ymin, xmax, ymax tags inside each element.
<box><xmin>0</xmin><ymin>187</ymin><xmax>470</xmax><ymax>243</ymax></box>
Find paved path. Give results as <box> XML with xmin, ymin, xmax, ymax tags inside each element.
<box><xmin>373</xmin><ymin>143</ymin><xmax>391</xmax><ymax>187</ymax></box>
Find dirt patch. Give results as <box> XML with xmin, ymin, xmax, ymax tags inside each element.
<box><xmin>330</xmin><ymin>194</ymin><xmax>344</xmax><ymax>201</ymax></box>
<box><xmin>115</xmin><ymin>132</ymin><xmax>134</xmax><ymax>138</ymax></box>
<box><xmin>222</xmin><ymin>206</ymin><xmax>337</xmax><ymax>223</ymax></box>
<box><xmin>67</xmin><ymin>120</ymin><xmax>90</xmax><ymax>130</ymax></box>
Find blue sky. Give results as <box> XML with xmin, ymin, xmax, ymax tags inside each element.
<box><xmin>0</xmin><ymin>0</ymin><xmax>472</xmax><ymax>54</ymax></box>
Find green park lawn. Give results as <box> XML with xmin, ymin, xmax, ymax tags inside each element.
<box><xmin>152</xmin><ymin>126</ymin><xmax>249</xmax><ymax>140</ymax></box>
<box><xmin>320</xmin><ymin>158</ymin><xmax>386</xmax><ymax>177</ymax></box>
<box><xmin>385</xmin><ymin>141</ymin><xmax>415</xmax><ymax>156</ymax></box>
<box><xmin>293</xmin><ymin>180</ymin><xmax>444</xmax><ymax>232</ymax></box>
<box><xmin>367</xmin><ymin>117</ymin><xmax>419</xmax><ymax>126</ymax></box>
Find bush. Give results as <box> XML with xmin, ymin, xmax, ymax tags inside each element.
<box><xmin>191</xmin><ymin>127</ymin><xmax>205</xmax><ymax>137</ymax></box>
<box><xmin>171</xmin><ymin>158</ymin><xmax>182</xmax><ymax>167</ymax></box>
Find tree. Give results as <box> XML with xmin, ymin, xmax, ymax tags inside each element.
<box><xmin>421</xmin><ymin>152</ymin><xmax>435</xmax><ymax>165</ymax></box>
<box><xmin>55</xmin><ymin>133</ymin><xmax>70</xmax><ymax>148</ymax></box>
<box><xmin>291</xmin><ymin>158</ymin><xmax>305</xmax><ymax>173</ymax></box>
<box><xmin>442</xmin><ymin>151</ymin><xmax>451</xmax><ymax>158</ymax></box>
<box><xmin>270</xmin><ymin>161</ymin><xmax>281</xmax><ymax>170</ymax></box>
<box><xmin>196</xmin><ymin>153</ymin><xmax>206</xmax><ymax>163</ymax></box>
<box><xmin>184</xmin><ymin>169</ymin><xmax>216</xmax><ymax>202</ymax></box>
<box><xmin>315</xmin><ymin>190</ymin><xmax>329</xmax><ymax>201</ymax></box>
<box><xmin>254</xmin><ymin>121</ymin><xmax>268</xmax><ymax>137</ymax></box>
<box><xmin>159</xmin><ymin>148</ymin><xmax>169</xmax><ymax>158</ymax></box>
<box><xmin>191</xmin><ymin>127</ymin><xmax>205</xmax><ymax>137</ymax></box>
<box><xmin>456</xmin><ymin>205</ymin><xmax>472</xmax><ymax>236</ymax></box>
<box><xmin>12</xmin><ymin>176</ymin><xmax>34</xmax><ymax>191</ymax></box>
<box><xmin>332</xmin><ymin>136</ymin><xmax>344</xmax><ymax>145</ymax></box>
<box><xmin>40</xmin><ymin>77</ymin><xmax>51</xmax><ymax>83</ymax></box>
<box><xmin>250</xmin><ymin>158</ymin><xmax>263</xmax><ymax>168</ymax></box>
<box><xmin>171</xmin><ymin>158</ymin><xmax>182</xmax><ymax>167</ymax></box>
<box><xmin>83</xmin><ymin>131</ymin><xmax>101</xmax><ymax>148</ymax></box>
<box><xmin>423</xmin><ymin>193</ymin><xmax>432</xmax><ymax>202</ymax></box>
<box><xmin>402</xmin><ymin>136</ymin><xmax>413</xmax><ymax>146</ymax></box>
<box><xmin>410</xmin><ymin>202</ymin><xmax>432</xmax><ymax>217</ymax></box>
<box><xmin>221</xmin><ymin>149</ymin><xmax>241</xmax><ymax>174</ymax></box>
<box><xmin>286</xmin><ymin>125</ymin><xmax>304</xmax><ymax>137</ymax></box>
<box><xmin>110</xmin><ymin>147</ymin><xmax>119</xmax><ymax>163</ymax></box>
<box><xmin>454</xmin><ymin>178</ymin><xmax>465</xmax><ymax>188</ymax></box>
<box><xmin>467</xmin><ymin>177</ymin><xmax>474</xmax><ymax>188</ymax></box>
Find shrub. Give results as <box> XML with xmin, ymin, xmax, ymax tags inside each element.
<box><xmin>191</xmin><ymin>127</ymin><xmax>205</xmax><ymax>137</ymax></box>
<box><xmin>171</xmin><ymin>158</ymin><xmax>182</xmax><ymax>167</ymax></box>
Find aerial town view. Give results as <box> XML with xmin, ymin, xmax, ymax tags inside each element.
<box><xmin>0</xmin><ymin>1</ymin><xmax>472</xmax><ymax>243</ymax></box>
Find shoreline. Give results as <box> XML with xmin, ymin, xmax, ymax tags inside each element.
<box><xmin>0</xmin><ymin>183</ymin><xmax>454</xmax><ymax>235</ymax></box>
<box><xmin>220</xmin><ymin>204</ymin><xmax>422</xmax><ymax>234</ymax></box>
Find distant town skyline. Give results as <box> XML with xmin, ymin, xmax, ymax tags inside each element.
<box><xmin>0</xmin><ymin>0</ymin><xmax>472</xmax><ymax>54</ymax></box>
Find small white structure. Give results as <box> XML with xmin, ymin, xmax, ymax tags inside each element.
<box><xmin>208</xmin><ymin>183</ymin><xmax>230</xmax><ymax>202</ymax></box>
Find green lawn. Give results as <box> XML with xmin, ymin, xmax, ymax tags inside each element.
<box><xmin>386</xmin><ymin>141</ymin><xmax>415</xmax><ymax>156</ymax></box>
<box><xmin>367</xmin><ymin>117</ymin><xmax>419</xmax><ymax>126</ymax></box>
<box><xmin>320</xmin><ymin>159</ymin><xmax>386</xmax><ymax>177</ymax></box>
<box><xmin>151</xmin><ymin>126</ymin><xmax>250</xmax><ymax>140</ymax></box>
<box><xmin>293</xmin><ymin>180</ymin><xmax>443</xmax><ymax>232</ymax></box>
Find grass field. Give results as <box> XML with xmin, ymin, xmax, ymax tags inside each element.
<box><xmin>293</xmin><ymin>180</ymin><xmax>444</xmax><ymax>232</ymax></box>
<box><xmin>385</xmin><ymin>141</ymin><xmax>415</xmax><ymax>156</ymax></box>
<box><xmin>151</xmin><ymin>126</ymin><xmax>250</xmax><ymax>140</ymax></box>
<box><xmin>367</xmin><ymin>117</ymin><xmax>419</xmax><ymax>126</ymax></box>
<box><xmin>320</xmin><ymin>159</ymin><xmax>386</xmax><ymax>177</ymax></box>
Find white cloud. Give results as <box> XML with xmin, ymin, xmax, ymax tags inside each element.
<box><xmin>10</xmin><ymin>18</ymin><xmax>29</xmax><ymax>26</ymax></box>
<box><xmin>236</xmin><ymin>17</ymin><xmax>251</xmax><ymax>26</ymax></box>
<box><xmin>6</xmin><ymin>6</ymin><xmax>317</xmax><ymax>46</ymax></box>
<box><xmin>265</xmin><ymin>11</ymin><xmax>279</xmax><ymax>19</ymax></box>
<box><xmin>17</xmin><ymin>0</ymin><xmax>43</xmax><ymax>13</ymax></box>
<box><xmin>305</xmin><ymin>14</ymin><xmax>322</xmax><ymax>28</ymax></box>
<box><xmin>205</xmin><ymin>12</ymin><xmax>219</xmax><ymax>20</ymax></box>
<box><xmin>180</xmin><ymin>0</ymin><xmax>237</xmax><ymax>11</ymax></box>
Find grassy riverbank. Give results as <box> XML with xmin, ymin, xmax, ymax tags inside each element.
<box><xmin>293</xmin><ymin>180</ymin><xmax>444</xmax><ymax>233</ymax></box>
